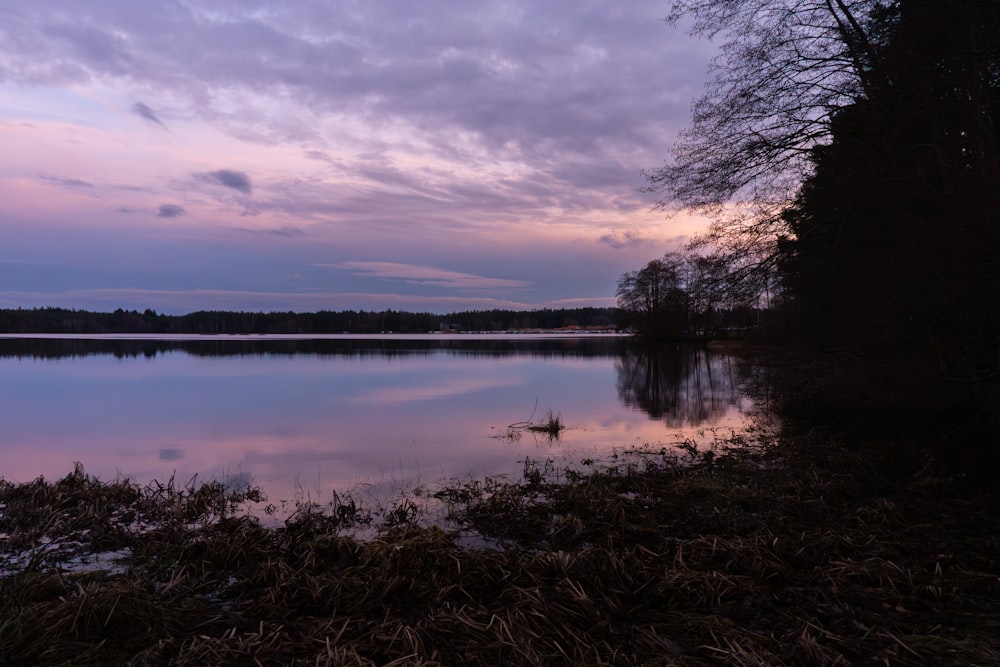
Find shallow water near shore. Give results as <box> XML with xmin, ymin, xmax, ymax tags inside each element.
<box><xmin>0</xmin><ymin>334</ymin><xmax>751</xmax><ymax>513</ymax></box>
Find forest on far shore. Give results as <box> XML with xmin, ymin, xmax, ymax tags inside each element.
<box><xmin>0</xmin><ymin>306</ymin><xmax>633</xmax><ymax>335</ymax></box>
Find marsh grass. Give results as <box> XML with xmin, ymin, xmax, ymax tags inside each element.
<box><xmin>500</xmin><ymin>407</ymin><xmax>565</xmax><ymax>442</ymax></box>
<box><xmin>2</xmin><ymin>429</ymin><xmax>999</xmax><ymax>666</ymax></box>
<box><xmin>525</xmin><ymin>409</ymin><xmax>564</xmax><ymax>437</ymax></box>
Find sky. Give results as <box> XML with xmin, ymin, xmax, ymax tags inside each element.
<box><xmin>0</xmin><ymin>1</ymin><xmax>716</xmax><ymax>315</ymax></box>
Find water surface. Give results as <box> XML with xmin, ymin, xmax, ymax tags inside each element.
<box><xmin>0</xmin><ymin>335</ymin><xmax>750</xmax><ymax>508</ymax></box>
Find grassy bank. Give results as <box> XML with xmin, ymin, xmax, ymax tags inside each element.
<box><xmin>2</xmin><ymin>427</ymin><xmax>999</xmax><ymax>666</ymax></box>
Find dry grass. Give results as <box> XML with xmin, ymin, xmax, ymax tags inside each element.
<box><xmin>2</xmin><ymin>429</ymin><xmax>999</xmax><ymax>666</ymax></box>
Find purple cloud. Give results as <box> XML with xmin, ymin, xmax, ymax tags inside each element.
<box><xmin>38</xmin><ymin>173</ymin><xmax>94</xmax><ymax>188</ymax></box>
<box><xmin>600</xmin><ymin>230</ymin><xmax>649</xmax><ymax>249</ymax></box>
<box><xmin>0</xmin><ymin>2</ymin><xmax>720</xmax><ymax>314</ymax></box>
<box><xmin>156</xmin><ymin>204</ymin><xmax>185</xmax><ymax>218</ymax></box>
<box><xmin>0</xmin><ymin>2</ymin><xmax>712</xmax><ymax>175</ymax></box>
<box><xmin>131</xmin><ymin>102</ymin><xmax>166</xmax><ymax>129</ymax></box>
<box><xmin>196</xmin><ymin>169</ymin><xmax>252</xmax><ymax>194</ymax></box>
<box><xmin>270</xmin><ymin>226</ymin><xmax>304</xmax><ymax>237</ymax></box>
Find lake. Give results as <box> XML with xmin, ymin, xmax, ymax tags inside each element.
<box><xmin>0</xmin><ymin>334</ymin><xmax>751</xmax><ymax>513</ymax></box>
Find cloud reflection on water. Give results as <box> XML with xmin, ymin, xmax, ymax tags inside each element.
<box><xmin>0</xmin><ymin>336</ymin><xmax>751</xmax><ymax>509</ymax></box>
<box><xmin>348</xmin><ymin>375</ymin><xmax>524</xmax><ymax>405</ymax></box>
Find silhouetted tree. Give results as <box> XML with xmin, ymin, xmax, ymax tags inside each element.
<box><xmin>617</xmin><ymin>253</ymin><xmax>690</xmax><ymax>339</ymax></box>
<box><xmin>652</xmin><ymin>0</ymin><xmax>1000</xmax><ymax>475</ymax></box>
<box><xmin>647</xmin><ymin>0</ymin><xmax>896</xmax><ymax>308</ymax></box>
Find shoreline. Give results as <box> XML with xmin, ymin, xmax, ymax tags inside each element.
<box><xmin>3</xmin><ymin>425</ymin><xmax>998</xmax><ymax>665</ymax></box>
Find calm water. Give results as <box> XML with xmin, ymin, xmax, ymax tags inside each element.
<box><xmin>0</xmin><ymin>334</ymin><xmax>751</xmax><ymax>508</ymax></box>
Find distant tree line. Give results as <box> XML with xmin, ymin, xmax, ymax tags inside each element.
<box><xmin>0</xmin><ymin>306</ymin><xmax>621</xmax><ymax>335</ymax></box>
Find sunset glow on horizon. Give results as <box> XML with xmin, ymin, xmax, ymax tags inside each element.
<box><xmin>0</xmin><ymin>2</ymin><xmax>715</xmax><ymax>314</ymax></box>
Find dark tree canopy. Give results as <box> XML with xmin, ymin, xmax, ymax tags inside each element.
<box><xmin>653</xmin><ymin>0</ymin><xmax>1000</xmax><ymax>475</ymax></box>
<box><xmin>616</xmin><ymin>253</ymin><xmax>689</xmax><ymax>339</ymax></box>
<box><xmin>651</xmin><ymin>1</ymin><xmax>884</xmax><ymax>206</ymax></box>
<box><xmin>616</xmin><ymin>251</ymin><xmax>759</xmax><ymax>339</ymax></box>
<box><xmin>646</xmin><ymin>0</ymin><xmax>898</xmax><ymax>298</ymax></box>
<box><xmin>781</xmin><ymin>0</ymin><xmax>1000</xmax><ymax>379</ymax></box>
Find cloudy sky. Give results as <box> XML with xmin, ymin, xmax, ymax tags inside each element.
<box><xmin>0</xmin><ymin>1</ymin><xmax>716</xmax><ymax>315</ymax></box>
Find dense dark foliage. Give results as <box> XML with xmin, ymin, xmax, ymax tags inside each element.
<box><xmin>776</xmin><ymin>0</ymin><xmax>1000</xmax><ymax>474</ymax></box>
<box><xmin>646</xmin><ymin>0</ymin><xmax>1000</xmax><ymax>478</ymax></box>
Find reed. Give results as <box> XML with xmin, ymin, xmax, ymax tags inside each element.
<box><xmin>2</xmin><ymin>429</ymin><xmax>999</xmax><ymax>665</ymax></box>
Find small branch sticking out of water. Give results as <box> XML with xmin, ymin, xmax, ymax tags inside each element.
<box><xmin>501</xmin><ymin>407</ymin><xmax>564</xmax><ymax>442</ymax></box>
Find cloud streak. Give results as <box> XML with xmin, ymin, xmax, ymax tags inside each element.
<box><xmin>38</xmin><ymin>173</ymin><xmax>94</xmax><ymax>188</ymax></box>
<box><xmin>131</xmin><ymin>102</ymin><xmax>166</xmax><ymax>129</ymax></box>
<box><xmin>327</xmin><ymin>262</ymin><xmax>531</xmax><ymax>290</ymax></box>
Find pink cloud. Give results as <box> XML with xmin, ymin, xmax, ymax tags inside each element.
<box><xmin>324</xmin><ymin>262</ymin><xmax>531</xmax><ymax>290</ymax></box>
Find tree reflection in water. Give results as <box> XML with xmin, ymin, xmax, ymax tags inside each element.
<box><xmin>615</xmin><ymin>344</ymin><xmax>742</xmax><ymax>427</ymax></box>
